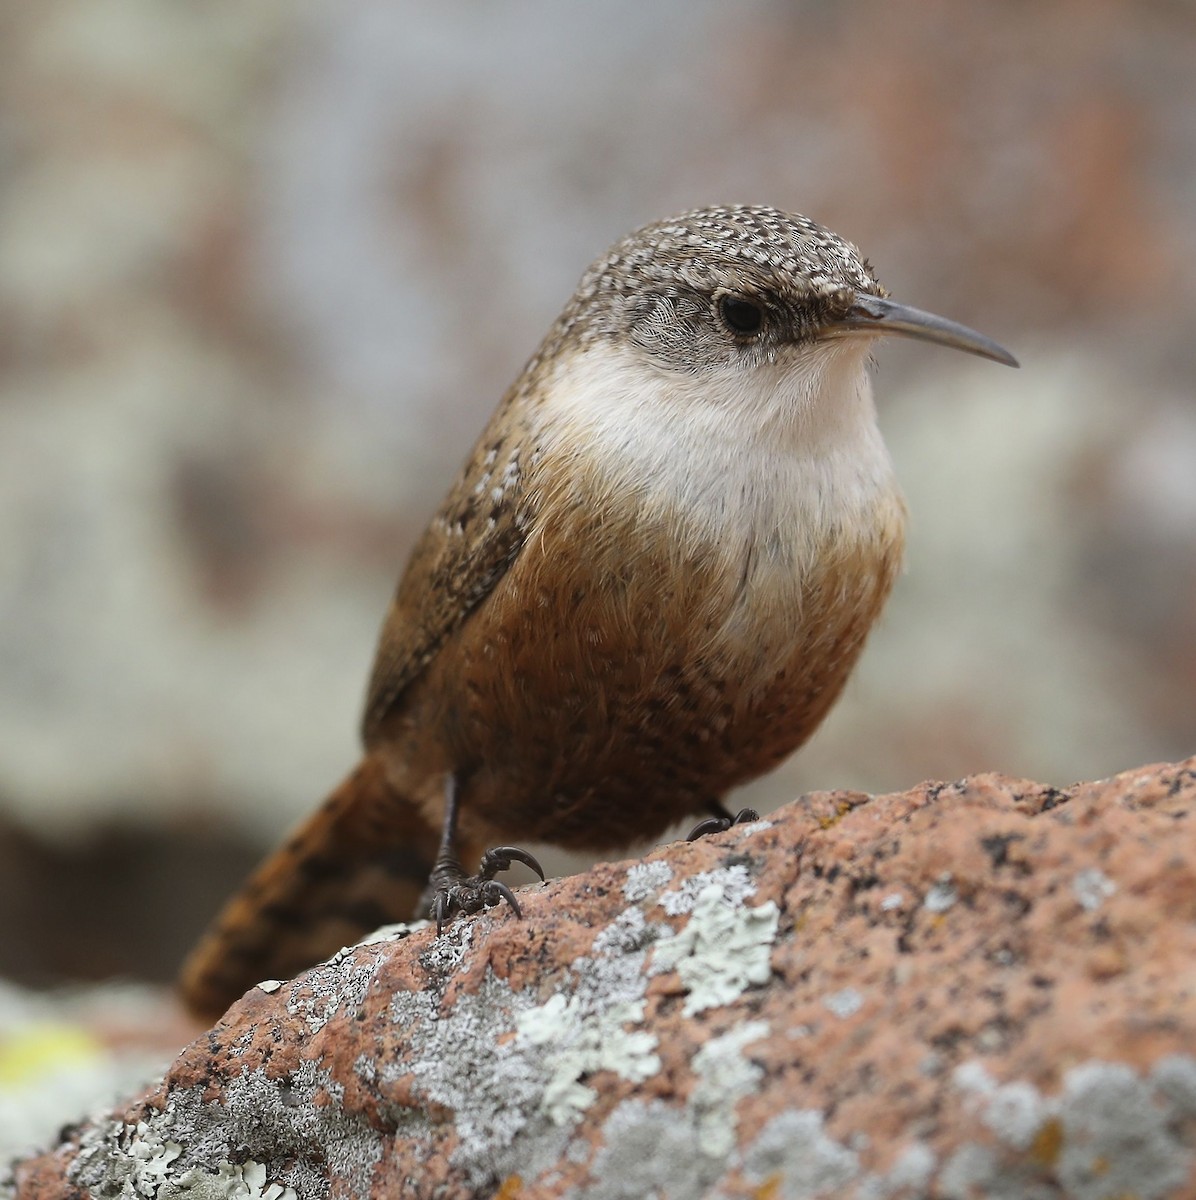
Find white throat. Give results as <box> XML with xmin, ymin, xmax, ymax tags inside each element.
<box><xmin>534</xmin><ymin>340</ymin><xmax>902</xmax><ymax>570</ymax></box>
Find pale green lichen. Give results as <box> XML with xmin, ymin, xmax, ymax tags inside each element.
<box><xmin>385</xmin><ymin>907</ymin><xmax>660</xmax><ymax>1187</ymax></box>
<box><xmin>516</xmin><ymin>993</ymin><xmax>660</xmax><ymax>1125</ymax></box>
<box><xmin>651</xmin><ymin>882</ymin><xmax>778</xmax><ymax>1015</ymax></box>
<box><xmin>163</xmin><ymin>1159</ymin><xmax>298</xmax><ymax>1200</ymax></box>
<box><xmin>68</xmin><ymin>1120</ymin><xmax>301</xmax><ymax>1200</ymax></box>
<box><xmin>68</xmin><ymin>1059</ymin><xmax>384</xmax><ymax>1200</ymax></box>
<box><xmin>122</xmin><ymin>1121</ymin><xmax>182</xmax><ymax>1193</ymax></box>
<box><xmin>38</xmin><ymin>856</ymin><xmax>1196</xmax><ymax>1200</ymax></box>
<box><xmin>689</xmin><ymin>1020</ymin><xmax>768</xmax><ymax>1157</ymax></box>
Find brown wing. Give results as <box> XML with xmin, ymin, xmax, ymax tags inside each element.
<box><xmin>361</xmin><ymin>422</ymin><xmax>533</xmax><ymax>744</ymax></box>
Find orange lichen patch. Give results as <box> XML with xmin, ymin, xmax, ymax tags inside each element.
<box><xmin>1030</xmin><ymin>1117</ymin><xmax>1064</xmax><ymax>1168</ymax></box>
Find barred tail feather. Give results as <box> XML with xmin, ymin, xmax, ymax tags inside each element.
<box><xmin>178</xmin><ymin>756</ymin><xmax>441</xmax><ymax>1023</ymax></box>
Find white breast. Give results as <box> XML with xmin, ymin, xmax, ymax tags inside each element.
<box><xmin>533</xmin><ymin>339</ymin><xmax>904</xmax><ymax>597</ymax></box>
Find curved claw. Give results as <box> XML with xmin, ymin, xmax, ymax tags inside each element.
<box><xmin>686</xmin><ymin>807</ymin><xmax>762</xmax><ymax>842</ymax></box>
<box><xmin>484</xmin><ymin>880</ymin><xmax>522</xmax><ymax>919</ymax></box>
<box><xmin>686</xmin><ymin>817</ymin><xmax>730</xmax><ymax>842</ymax></box>
<box><xmin>482</xmin><ymin>845</ymin><xmax>546</xmax><ymax>882</ymax></box>
<box><xmin>433</xmin><ymin>890</ymin><xmax>452</xmax><ymax>935</ymax></box>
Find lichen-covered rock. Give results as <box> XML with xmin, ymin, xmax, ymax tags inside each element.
<box><xmin>9</xmin><ymin>759</ymin><xmax>1196</xmax><ymax>1199</ymax></box>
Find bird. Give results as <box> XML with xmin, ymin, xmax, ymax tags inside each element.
<box><xmin>179</xmin><ymin>205</ymin><xmax>1016</xmax><ymax>1021</ymax></box>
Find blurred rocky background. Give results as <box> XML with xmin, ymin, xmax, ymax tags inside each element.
<box><xmin>1</xmin><ymin>0</ymin><xmax>1195</xmax><ymax>1152</ymax></box>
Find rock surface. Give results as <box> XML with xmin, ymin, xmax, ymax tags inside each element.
<box><xmin>8</xmin><ymin>758</ymin><xmax>1196</xmax><ymax>1199</ymax></box>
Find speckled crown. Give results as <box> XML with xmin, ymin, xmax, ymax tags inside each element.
<box><xmin>593</xmin><ymin>206</ymin><xmax>878</xmax><ymax>296</ymax></box>
<box><xmin>545</xmin><ymin>205</ymin><xmax>884</xmax><ymax>357</ymax></box>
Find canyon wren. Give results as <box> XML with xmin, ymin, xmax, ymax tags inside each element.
<box><xmin>179</xmin><ymin>205</ymin><xmax>1016</xmax><ymax>1021</ymax></box>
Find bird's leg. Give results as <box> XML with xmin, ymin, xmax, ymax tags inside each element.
<box><xmin>428</xmin><ymin>774</ymin><xmax>545</xmax><ymax>933</ymax></box>
<box><xmin>685</xmin><ymin>800</ymin><xmax>762</xmax><ymax>842</ymax></box>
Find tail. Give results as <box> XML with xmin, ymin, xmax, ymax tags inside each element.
<box><xmin>178</xmin><ymin>756</ymin><xmax>448</xmax><ymax>1023</ymax></box>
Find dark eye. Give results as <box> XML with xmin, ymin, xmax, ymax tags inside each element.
<box><xmin>718</xmin><ymin>295</ymin><xmax>765</xmax><ymax>336</ymax></box>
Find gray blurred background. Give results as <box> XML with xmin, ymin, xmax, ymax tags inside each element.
<box><xmin>2</xmin><ymin>0</ymin><xmax>1195</xmax><ymax>994</ymax></box>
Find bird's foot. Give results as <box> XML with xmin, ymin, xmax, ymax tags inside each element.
<box><xmin>430</xmin><ymin>846</ymin><xmax>545</xmax><ymax>934</ymax></box>
<box><xmin>686</xmin><ymin>807</ymin><xmax>761</xmax><ymax>842</ymax></box>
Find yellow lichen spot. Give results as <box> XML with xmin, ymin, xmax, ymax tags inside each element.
<box><xmin>0</xmin><ymin>1023</ymin><xmax>102</xmax><ymax>1087</ymax></box>
<box><xmin>816</xmin><ymin>800</ymin><xmax>855</xmax><ymax>830</ymax></box>
<box><xmin>1029</xmin><ymin>1117</ymin><xmax>1063</xmax><ymax>1168</ymax></box>
<box><xmin>494</xmin><ymin>1175</ymin><xmax>524</xmax><ymax>1200</ymax></box>
<box><xmin>752</xmin><ymin>1174</ymin><xmax>782</xmax><ymax>1200</ymax></box>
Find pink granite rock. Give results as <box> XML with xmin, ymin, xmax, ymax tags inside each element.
<box><xmin>9</xmin><ymin>759</ymin><xmax>1196</xmax><ymax>1199</ymax></box>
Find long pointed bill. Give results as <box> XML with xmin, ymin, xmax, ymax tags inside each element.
<box><xmin>822</xmin><ymin>293</ymin><xmax>1019</xmax><ymax>367</ymax></box>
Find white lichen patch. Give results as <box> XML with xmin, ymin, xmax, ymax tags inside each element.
<box><xmin>416</xmin><ymin>918</ymin><xmax>474</xmax><ymax>972</ymax></box>
<box><xmin>822</xmin><ymin>987</ymin><xmax>864</xmax><ymax>1019</ymax></box>
<box><xmin>590</xmin><ymin>906</ymin><xmax>666</xmax><ymax>957</ymax></box>
<box><xmin>651</xmin><ymin>883</ymin><xmax>779</xmax><ymax>1015</ymax></box>
<box><xmin>377</xmin><ymin>871</ymin><xmax>776</xmax><ymax>1186</ymax></box>
<box><xmin>951</xmin><ymin>1056</ymin><xmax>1196</xmax><ymax>1199</ymax></box>
<box><xmin>118</xmin><ymin>1121</ymin><xmax>182</xmax><ymax>1193</ymax></box>
<box><xmin>952</xmin><ymin>1060</ymin><xmax>997</xmax><ymax>1097</ymax></box>
<box><xmin>855</xmin><ymin>1141</ymin><xmax>938</xmax><ymax>1199</ymax></box>
<box><xmin>923</xmin><ymin>874</ymin><xmax>958</xmax><ymax>913</ymax></box>
<box><xmin>658</xmin><ymin>865</ymin><xmax>756</xmax><ymax>915</ymax></box>
<box><xmin>285</xmin><ymin>951</ymin><xmax>381</xmax><ymax>1035</ymax></box>
<box><xmin>954</xmin><ymin>1061</ymin><xmax>1048</xmax><ymax>1151</ymax></box>
<box><xmin>879</xmin><ymin>890</ymin><xmax>905</xmax><ymax>912</ymax></box>
<box><xmin>166</xmin><ymin>1159</ymin><xmax>298</xmax><ymax>1200</ymax></box>
<box><xmin>689</xmin><ymin>1020</ymin><xmax>768</xmax><ymax>1158</ymax></box>
<box><xmin>68</xmin><ymin>1059</ymin><xmax>384</xmax><ymax>1200</ymax></box>
<box><xmin>982</xmin><ymin>1081</ymin><xmax>1045</xmax><ymax>1152</ymax></box>
<box><xmin>730</xmin><ymin>817</ymin><xmax>773</xmax><ymax>837</ymax></box>
<box><xmin>1071</xmin><ymin>867</ymin><xmax>1116</xmax><ymax>912</ymax></box>
<box><xmin>622</xmin><ymin>859</ymin><xmax>674</xmax><ymax>903</ymax></box>
<box><xmin>356</xmin><ymin>918</ymin><xmax>429</xmax><ymax>946</ymax></box>
<box><xmin>386</xmin><ymin>907</ymin><xmax>661</xmax><ymax>1188</ymax></box>
<box><xmin>1153</xmin><ymin>1054</ymin><xmax>1196</xmax><ymax>1116</ymax></box>
<box><xmin>516</xmin><ymin>993</ymin><xmax>660</xmax><ymax>1125</ymax></box>
<box><xmin>582</xmin><ymin>1099</ymin><xmax>727</xmax><ymax>1200</ymax></box>
<box><xmin>1057</xmin><ymin>1061</ymin><xmax>1191</xmax><ymax>1198</ymax></box>
<box><xmin>285</xmin><ymin>921</ymin><xmax>462</xmax><ymax>1036</ymax></box>
<box><xmin>737</xmin><ymin>1109</ymin><xmax>860</xmax><ymax>1196</ymax></box>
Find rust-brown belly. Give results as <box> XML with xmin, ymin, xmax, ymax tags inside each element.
<box><xmin>390</xmin><ymin>496</ymin><xmax>903</xmax><ymax>851</ymax></box>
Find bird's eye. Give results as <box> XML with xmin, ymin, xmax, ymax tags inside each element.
<box><xmin>718</xmin><ymin>295</ymin><xmax>765</xmax><ymax>337</ymax></box>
